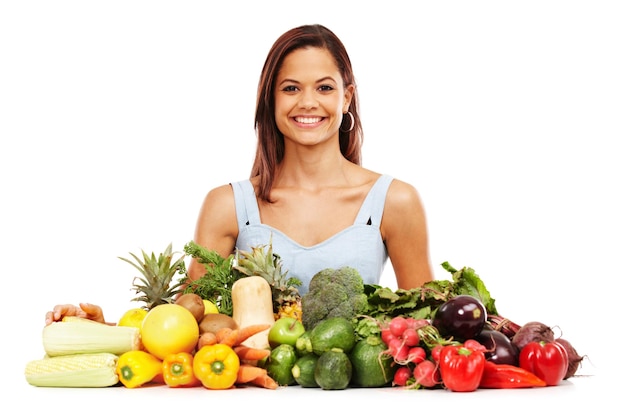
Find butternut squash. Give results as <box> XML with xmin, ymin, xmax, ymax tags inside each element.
<box><xmin>231</xmin><ymin>276</ymin><xmax>275</xmax><ymax>349</ymax></box>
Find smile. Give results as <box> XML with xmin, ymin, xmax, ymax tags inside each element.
<box><xmin>294</xmin><ymin>116</ymin><xmax>323</xmax><ymax>124</ymax></box>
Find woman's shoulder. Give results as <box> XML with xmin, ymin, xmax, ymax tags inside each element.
<box><xmin>205</xmin><ymin>182</ymin><xmax>234</xmax><ymax>200</ymax></box>
<box><xmin>385</xmin><ymin>176</ymin><xmax>424</xmax><ymax>212</ymax></box>
<box><xmin>200</xmin><ymin>183</ymin><xmax>239</xmax><ymax>217</ymax></box>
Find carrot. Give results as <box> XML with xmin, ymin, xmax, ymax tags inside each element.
<box><xmin>249</xmin><ymin>373</ymin><xmax>279</xmax><ymax>390</ymax></box>
<box><xmin>233</xmin><ymin>345</ymin><xmax>271</xmax><ymax>361</ymax></box>
<box><xmin>197</xmin><ymin>331</ymin><xmax>218</xmax><ymax>349</ymax></box>
<box><xmin>234</xmin><ymin>324</ymin><xmax>272</xmax><ymax>346</ymax></box>
<box><xmin>236</xmin><ymin>364</ymin><xmax>268</xmax><ymax>384</ymax></box>
<box><xmin>216</xmin><ymin>327</ymin><xmax>240</xmax><ymax>347</ymax></box>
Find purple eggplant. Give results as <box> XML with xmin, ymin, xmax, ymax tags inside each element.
<box><xmin>431</xmin><ymin>295</ymin><xmax>487</xmax><ymax>341</ymax></box>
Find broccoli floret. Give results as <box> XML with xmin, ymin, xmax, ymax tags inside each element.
<box><xmin>301</xmin><ymin>266</ymin><xmax>368</xmax><ymax>330</ymax></box>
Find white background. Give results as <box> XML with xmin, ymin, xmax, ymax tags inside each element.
<box><xmin>1</xmin><ymin>0</ymin><xmax>624</xmax><ymax>397</ymax></box>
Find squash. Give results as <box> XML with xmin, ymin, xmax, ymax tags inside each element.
<box><xmin>231</xmin><ymin>276</ymin><xmax>275</xmax><ymax>349</ymax></box>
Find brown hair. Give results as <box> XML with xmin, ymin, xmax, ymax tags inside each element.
<box><xmin>251</xmin><ymin>24</ymin><xmax>363</xmax><ymax>202</ymax></box>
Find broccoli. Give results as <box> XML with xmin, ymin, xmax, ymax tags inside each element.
<box><xmin>300</xmin><ymin>266</ymin><xmax>368</xmax><ymax>330</ymax></box>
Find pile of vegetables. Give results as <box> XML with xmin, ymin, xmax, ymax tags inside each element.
<box><xmin>350</xmin><ymin>262</ymin><xmax>585</xmax><ymax>391</ymax></box>
<box><xmin>26</xmin><ymin>240</ymin><xmax>586</xmax><ymax>393</ymax></box>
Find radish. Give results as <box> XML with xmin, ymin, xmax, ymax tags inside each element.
<box><xmin>412</xmin><ymin>359</ymin><xmax>440</xmax><ymax>388</ymax></box>
<box><xmin>405</xmin><ymin>318</ymin><xmax>430</xmax><ymax>329</ymax></box>
<box><xmin>393</xmin><ymin>365</ymin><xmax>412</xmax><ymax>386</ymax></box>
<box><xmin>430</xmin><ymin>344</ymin><xmax>444</xmax><ymax>362</ymax></box>
<box><xmin>388</xmin><ymin>316</ymin><xmax>409</xmax><ymax>338</ymax></box>
<box><xmin>387</xmin><ymin>337</ymin><xmax>410</xmax><ymax>362</ymax></box>
<box><xmin>402</xmin><ymin>327</ymin><xmax>420</xmax><ymax>347</ymax></box>
<box><xmin>380</xmin><ymin>327</ymin><xmax>395</xmax><ymax>345</ymax></box>
<box><xmin>407</xmin><ymin>346</ymin><xmax>426</xmax><ymax>364</ymax></box>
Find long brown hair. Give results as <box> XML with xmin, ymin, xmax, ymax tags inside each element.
<box><xmin>251</xmin><ymin>24</ymin><xmax>363</xmax><ymax>202</ymax></box>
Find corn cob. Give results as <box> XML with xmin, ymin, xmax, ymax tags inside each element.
<box><xmin>42</xmin><ymin>319</ymin><xmax>140</xmax><ymax>357</ymax></box>
<box><xmin>25</xmin><ymin>352</ymin><xmax>119</xmax><ymax>387</ymax></box>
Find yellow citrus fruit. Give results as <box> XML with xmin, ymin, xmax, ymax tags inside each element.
<box><xmin>118</xmin><ymin>307</ymin><xmax>147</xmax><ymax>329</ymax></box>
<box><xmin>203</xmin><ymin>299</ymin><xmax>219</xmax><ymax>314</ymax></box>
<box><xmin>141</xmin><ymin>303</ymin><xmax>199</xmax><ymax>360</ymax></box>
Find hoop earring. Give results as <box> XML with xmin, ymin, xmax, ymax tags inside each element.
<box><xmin>340</xmin><ymin>111</ymin><xmax>355</xmax><ymax>132</ymax></box>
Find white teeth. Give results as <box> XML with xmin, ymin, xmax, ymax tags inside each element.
<box><xmin>295</xmin><ymin>117</ymin><xmax>322</xmax><ymax>124</ymax></box>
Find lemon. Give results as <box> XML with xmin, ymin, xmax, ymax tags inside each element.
<box><xmin>118</xmin><ymin>307</ymin><xmax>148</xmax><ymax>329</ymax></box>
<box><xmin>203</xmin><ymin>300</ymin><xmax>219</xmax><ymax>314</ymax></box>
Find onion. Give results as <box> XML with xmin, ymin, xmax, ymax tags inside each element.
<box><xmin>510</xmin><ymin>321</ymin><xmax>555</xmax><ymax>351</ymax></box>
<box><xmin>555</xmin><ymin>338</ymin><xmax>584</xmax><ymax>379</ymax></box>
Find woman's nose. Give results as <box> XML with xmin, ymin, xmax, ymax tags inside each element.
<box><xmin>298</xmin><ymin>89</ymin><xmax>318</xmax><ymax>109</ymax></box>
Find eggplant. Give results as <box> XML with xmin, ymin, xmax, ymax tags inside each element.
<box><xmin>431</xmin><ymin>295</ymin><xmax>487</xmax><ymax>341</ymax></box>
<box><xmin>475</xmin><ymin>329</ymin><xmax>519</xmax><ymax>366</ymax></box>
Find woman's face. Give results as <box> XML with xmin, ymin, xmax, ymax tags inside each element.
<box><xmin>274</xmin><ymin>47</ymin><xmax>353</xmax><ymax>148</ymax></box>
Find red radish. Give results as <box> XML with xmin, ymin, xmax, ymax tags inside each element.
<box><xmin>387</xmin><ymin>337</ymin><xmax>410</xmax><ymax>362</ymax></box>
<box><xmin>430</xmin><ymin>344</ymin><xmax>444</xmax><ymax>362</ymax></box>
<box><xmin>402</xmin><ymin>328</ymin><xmax>420</xmax><ymax>347</ymax></box>
<box><xmin>406</xmin><ymin>318</ymin><xmax>430</xmax><ymax>329</ymax></box>
<box><xmin>408</xmin><ymin>346</ymin><xmax>427</xmax><ymax>364</ymax></box>
<box><xmin>380</xmin><ymin>327</ymin><xmax>395</xmax><ymax>345</ymax></box>
<box><xmin>389</xmin><ymin>316</ymin><xmax>409</xmax><ymax>338</ymax></box>
<box><xmin>413</xmin><ymin>359</ymin><xmax>440</xmax><ymax>388</ymax></box>
<box><xmin>464</xmin><ymin>339</ymin><xmax>486</xmax><ymax>352</ymax></box>
<box><xmin>393</xmin><ymin>366</ymin><xmax>412</xmax><ymax>386</ymax></box>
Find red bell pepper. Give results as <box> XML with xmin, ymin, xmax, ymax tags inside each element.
<box><xmin>519</xmin><ymin>341</ymin><xmax>568</xmax><ymax>386</ymax></box>
<box><xmin>439</xmin><ymin>345</ymin><xmax>485</xmax><ymax>392</ymax></box>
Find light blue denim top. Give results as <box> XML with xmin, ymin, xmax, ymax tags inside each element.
<box><xmin>231</xmin><ymin>174</ymin><xmax>393</xmax><ymax>295</ymax></box>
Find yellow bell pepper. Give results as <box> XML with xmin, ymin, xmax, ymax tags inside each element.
<box><xmin>116</xmin><ymin>350</ymin><xmax>163</xmax><ymax>388</ymax></box>
<box><xmin>162</xmin><ymin>351</ymin><xmax>200</xmax><ymax>387</ymax></box>
<box><xmin>193</xmin><ymin>343</ymin><xmax>240</xmax><ymax>389</ymax></box>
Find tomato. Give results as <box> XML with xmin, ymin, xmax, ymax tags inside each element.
<box><xmin>141</xmin><ymin>304</ymin><xmax>199</xmax><ymax>360</ymax></box>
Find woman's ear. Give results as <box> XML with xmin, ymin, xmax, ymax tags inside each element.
<box><xmin>343</xmin><ymin>84</ymin><xmax>355</xmax><ymax>111</ymax></box>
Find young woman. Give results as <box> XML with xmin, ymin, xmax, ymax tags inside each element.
<box><xmin>45</xmin><ymin>24</ymin><xmax>433</xmax><ymax>324</ymax></box>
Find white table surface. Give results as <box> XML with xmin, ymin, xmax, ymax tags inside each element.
<box><xmin>12</xmin><ymin>367</ymin><xmax>613</xmax><ymax>408</ymax></box>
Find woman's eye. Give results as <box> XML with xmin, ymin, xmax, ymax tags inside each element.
<box><xmin>282</xmin><ymin>85</ymin><xmax>298</xmax><ymax>92</ymax></box>
<box><xmin>319</xmin><ymin>85</ymin><xmax>334</xmax><ymax>92</ymax></box>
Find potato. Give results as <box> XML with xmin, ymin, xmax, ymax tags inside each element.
<box><xmin>199</xmin><ymin>313</ymin><xmax>238</xmax><ymax>334</ymax></box>
<box><xmin>175</xmin><ymin>293</ymin><xmax>206</xmax><ymax>323</ymax></box>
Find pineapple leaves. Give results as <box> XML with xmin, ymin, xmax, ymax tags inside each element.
<box><xmin>232</xmin><ymin>239</ymin><xmax>302</xmax><ymax>320</ymax></box>
<box><xmin>183</xmin><ymin>238</ymin><xmax>303</xmax><ymax>320</ymax></box>
<box><xmin>119</xmin><ymin>243</ymin><xmax>187</xmax><ymax>310</ymax></box>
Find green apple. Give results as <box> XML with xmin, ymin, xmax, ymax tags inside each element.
<box><xmin>268</xmin><ymin>317</ymin><xmax>306</xmax><ymax>348</ymax></box>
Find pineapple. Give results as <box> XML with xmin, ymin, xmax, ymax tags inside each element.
<box><xmin>233</xmin><ymin>240</ymin><xmax>303</xmax><ymax>321</ymax></box>
<box><xmin>119</xmin><ymin>243</ymin><xmax>187</xmax><ymax>310</ymax></box>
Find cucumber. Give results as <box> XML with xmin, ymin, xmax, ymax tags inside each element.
<box><xmin>314</xmin><ymin>348</ymin><xmax>352</xmax><ymax>390</ymax></box>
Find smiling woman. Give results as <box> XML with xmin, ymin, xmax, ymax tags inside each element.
<box><xmin>273</xmin><ymin>47</ymin><xmax>353</xmax><ymax>149</ymax></box>
<box><xmin>4</xmin><ymin>2</ymin><xmax>624</xmax><ymax>400</ymax></box>
<box><xmin>186</xmin><ymin>23</ymin><xmax>435</xmax><ymax>296</ymax></box>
